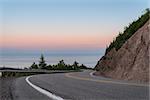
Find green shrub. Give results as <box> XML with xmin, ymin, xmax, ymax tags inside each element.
<box><xmin>105</xmin><ymin>9</ymin><xmax>150</xmax><ymax>54</ymax></box>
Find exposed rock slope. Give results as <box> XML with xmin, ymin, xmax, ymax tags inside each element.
<box><xmin>95</xmin><ymin>20</ymin><xmax>149</xmax><ymax>83</ymax></box>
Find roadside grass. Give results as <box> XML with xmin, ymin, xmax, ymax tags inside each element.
<box><xmin>0</xmin><ymin>69</ymin><xmax>82</xmax><ymax>78</ymax></box>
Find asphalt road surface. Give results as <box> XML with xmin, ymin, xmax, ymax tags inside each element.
<box><xmin>12</xmin><ymin>70</ymin><xmax>149</xmax><ymax>100</ymax></box>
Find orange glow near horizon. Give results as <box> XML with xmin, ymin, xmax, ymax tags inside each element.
<box><xmin>1</xmin><ymin>33</ymin><xmax>114</xmax><ymax>49</ymax></box>
<box><xmin>0</xmin><ymin>22</ymin><xmax>119</xmax><ymax>50</ymax></box>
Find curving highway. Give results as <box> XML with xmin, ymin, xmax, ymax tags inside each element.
<box><xmin>12</xmin><ymin>70</ymin><xmax>149</xmax><ymax>100</ymax></box>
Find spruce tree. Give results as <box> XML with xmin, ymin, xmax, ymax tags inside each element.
<box><xmin>39</xmin><ymin>54</ymin><xmax>47</xmax><ymax>69</ymax></box>
<box><xmin>73</xmin><ymin>61</ymin><xmax>79</xmax><ymax>70</ymax></box>
<box><xmin>30</xmin><ymin>62</ymin><xmax>38</xmax><ymax>69</ymax></box>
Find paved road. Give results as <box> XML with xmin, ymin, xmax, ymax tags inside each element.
<box><xmin>12</xmin><ymin>70</ymin><xmax>149</xmax><ymax>100</ymax></box>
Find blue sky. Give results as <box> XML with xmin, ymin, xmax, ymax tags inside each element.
<box><xmin>1</xmin><ymin>0</ymin><xmax>148</xmax><ymax>22</ymax></box>
<box><xmin>0</xmin><ymin>0</ymin><xmax>149</xmax><ymax>51</ymax></box>
<box><xmin>0</xmin><ymin>0</ymin><xmax>149</xmax><ymax>68</ymax></box>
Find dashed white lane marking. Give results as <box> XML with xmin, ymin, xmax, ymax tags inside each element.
<box><xmin>25</xmin><ymin>76</ymin><xmax>64</xmax><ymax>100</ymax></box>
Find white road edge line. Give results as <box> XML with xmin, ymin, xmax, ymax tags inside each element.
<box><xmin>25</xmin><ymin>76</ymin><xmax>64</xmax><ymax>100</ymax></box>
<box><xmin>89</xmin><ymin>71</ymin><xmax>148</xmax><ymax>87</ymax></box>
<box><xmin>90</xmin><ymin>71</ymin><xmax>96</xmax><ymax>77</ymax></box>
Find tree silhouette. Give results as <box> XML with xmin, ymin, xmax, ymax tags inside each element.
<box><xmin>73</xmin><ymin>61</ymin><xmax>79</xmax><ymax>69</ymax></box>
<box><xmin>30</xmin><ymin>62</ymin><xmax>38</xmax><ymax>69</ymax></box>
<box><xmin>29</xmin><ymin>56</ymin><xmax>88</xmax><ymax>70</ymax></box>
<box><xmin>59</xmin><ymin>60</ymin><xmax>65</xmax><ymax>66</ymax></box>
<box><xmin>47</xmin><ymin>65</ymin><xmax>52</xmax><ymax>70</ymax></box>
<box><xmin>80</xmin><ymin>64</ymin><xmax>87</xmax><ymax>69</ymax></box>
<box><xmin>39</xmin><ymin>54</ymin><xmax>47</xmax><ymax>69</ymax></box>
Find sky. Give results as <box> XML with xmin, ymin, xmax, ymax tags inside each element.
<box><xmin>0</xmin><ymin>0</ymin><xmax>149</xmax><ymax>52</ymax></box>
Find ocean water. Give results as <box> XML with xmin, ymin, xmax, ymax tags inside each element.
<box><xmin>0</xmin><ymin>49</ymin><xmax>104</xmax><ymax>68</ymax></box>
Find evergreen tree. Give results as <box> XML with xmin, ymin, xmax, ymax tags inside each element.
<box><xmin>30</xmin><ymin>62</ymin><xmax>38</xmax><ymax>69</ymax></box>
<box><xmin>39</xmin><ymin>54</ymin><xmax>47</xmax><ymax>69</ymax></box>
<box><xmin>73</xmin><ymin>61</ymin><xmax>79</xmax><ymax>70</ymax></box>
<box><xmin>105</xmin><ymin>8</ymin><xmax>150</xmax><ymax>54</ymax></box>
<box><xmin>57</xmin><ymin>60</ymin><xmax>66</xmax><ymax>70</ymax></box>
<box><xmin>47</xmin><ymin>65</ymin><xmax>52</xmax><ymax>70</ymax></box>
<box><xmin>59</xmin><ymin>60</ymin><xmax>65</xmax><ymax>66</ymax></box>
<box><xmin>80</xmin><ymin>64</ymin><xmax>87</xmax><ymax>69</ymax></box>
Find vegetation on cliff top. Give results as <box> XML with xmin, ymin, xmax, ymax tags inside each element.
<box><xmin>105</xmin><ymin>9</ymin><xmax>149</xmax><ymax>54</ymax></box>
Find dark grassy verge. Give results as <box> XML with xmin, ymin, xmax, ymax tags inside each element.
<box><xmin>1</xmin><ymin>72</ymin><xmax>41</xmax><ymax>78</ymax></box>
<box><xmin>0</xmin><ymin>69</ymin><xmax>82</xmax><ymax>78</ymax></box>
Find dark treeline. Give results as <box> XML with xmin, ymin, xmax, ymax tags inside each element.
<box><xmin>29</xmin><ymin>54</ymin><xmax>90</xmax><ymax>70</ymax></box>
<box><xmin>105</xmin><ymin>9</ymin><xmax>150</xmax><ymax>54</ymax></box>
<box><xmin>0</xmin><ymin>67</ymin><xmax>22</xmax><ymax>70</ymax></box>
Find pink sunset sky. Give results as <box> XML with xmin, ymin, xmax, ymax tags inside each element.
<box><xmin>0</xmin><ymin>22</ymin><xmax>119</xmax><ymax>50</ymax></box>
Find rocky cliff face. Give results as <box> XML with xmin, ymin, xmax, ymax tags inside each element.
<box><xmin>95</xmin><ymin>20</ymin><xmax>149</xmax><ymax>83</ymax></box>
